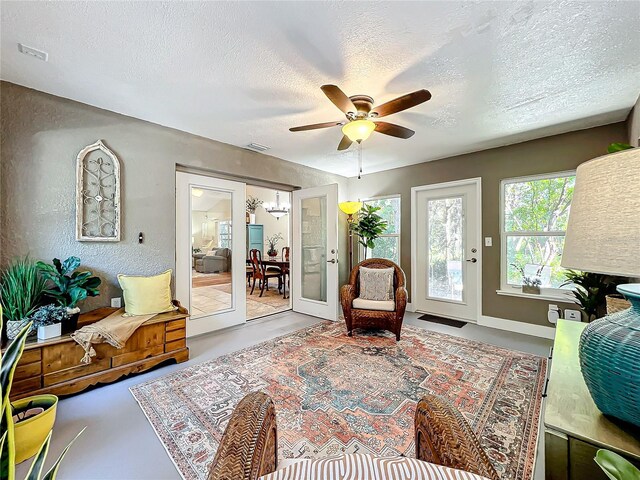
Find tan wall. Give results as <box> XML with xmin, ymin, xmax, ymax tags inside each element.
<box><xmin>0</xmin><ymin>82</ymin><xmax>349</xmax><ymax>311</ymax></box>
<box><xmin>348</xmin><ymin>122</ymin><xmax>628</xmax><ymax>327</ymax></box>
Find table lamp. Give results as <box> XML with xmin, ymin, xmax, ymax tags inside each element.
<box><xmin>561</xmin><ymin>147</ymin><xmax>640</xmax><ymax>426</ymax></box>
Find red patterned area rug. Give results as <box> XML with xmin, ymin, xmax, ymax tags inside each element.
<box><xmin>130</xmin><ymin>322</ymin><xmax>546</xmax><ymax>480</ymax></box>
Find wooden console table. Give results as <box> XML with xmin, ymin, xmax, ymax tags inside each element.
<box><xmin>544</xmin><ymin>320</ymin><xmax>640</xmax><ymax>479</ymax></box>
<box><xmin>5</xmin><ymin>304</ymin><xmax>189</xmax><ymax>400</ymax></box>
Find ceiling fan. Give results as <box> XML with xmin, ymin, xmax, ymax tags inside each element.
<box><xmin>289</xmin><ymin>85</ymin><xmax>432</xmax><ymax>150</ymax></box>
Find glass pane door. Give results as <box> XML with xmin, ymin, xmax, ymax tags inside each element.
<box><xmin>301</xmin><ymin>195</ymin><xmax>327</xmax><ymax>302</ymax></box>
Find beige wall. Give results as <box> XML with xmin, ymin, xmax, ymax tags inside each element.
<box><xmin>348</xmin><ymin>122</ymin><xmax>628</xmax><ymax>327</ymax></box>
<box><xmin>0</xmin><ymin>82</ymin><xmax>349</xmax><ymax>311</ymax></box>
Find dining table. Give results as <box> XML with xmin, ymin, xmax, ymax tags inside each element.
<box><xmin>247</xmin><ymin>256</ymin><xmax>290</xmax><ymax>299</ymax></box>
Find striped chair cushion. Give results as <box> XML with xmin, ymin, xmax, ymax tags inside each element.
<box><xmin>259</xmin><ymin>454</ymin><xmax>489</xmax><ymax>480</ymax></box>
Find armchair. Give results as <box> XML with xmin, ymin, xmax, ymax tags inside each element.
<box><xmin>340</xmin><ymin>258</ymin><xmax>407</xmax><ymax>341</ymax></box>
<box><xmin>195</xmin><ymin>248</ymin><xmax>231</xmax><ymax>273</ymax></box>
<box><xmin>208</xmin><ymin>392</ymin><xmax>498</xmax><ymax>480</ymax></box>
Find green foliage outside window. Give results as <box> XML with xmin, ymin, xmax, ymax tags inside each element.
<box><xmin>504</xmin><ymin>174</ymin><xmax>575</xmax><ymax>289</ymax></box>
<box><xmin>361</xmin><ymin>197</ymin><xmax>400</xmax><ymax>263</ymax></box>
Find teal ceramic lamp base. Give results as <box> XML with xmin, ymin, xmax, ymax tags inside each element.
<box><xmin>579</xmin><ymin>283</ymin><xmax>640</xmax><ymax>427</ymax></box>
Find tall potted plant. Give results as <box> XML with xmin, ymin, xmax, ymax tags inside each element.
<box><xmin>351</xmin><ymin>204</ymin><xmax>388</xmax><ymax>259</ymax></box>
<box><xmin>0</xmin><ymin>307</ymin><xmax>84</xmax><ymax>480</ymax></box>
<box><xmin>36</xmin><ymin>257</ymin><xmax>101</xmax><ymax>333</ymax></box>
<box><xmin>0</xmin><ymin>257</ymin><xmax>46</xmax><ymax>340</ymax></box>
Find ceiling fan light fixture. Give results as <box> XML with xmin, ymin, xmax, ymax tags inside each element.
<box><xmin>342</xmin><ymin>119</ymin><xmax>376</xmax><ymax>142</ymax></box>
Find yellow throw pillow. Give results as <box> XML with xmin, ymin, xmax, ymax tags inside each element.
<box><xmin>117</xmin><ymin>269</ymin><xmax>176</xmax><ymax>316</ymax></box>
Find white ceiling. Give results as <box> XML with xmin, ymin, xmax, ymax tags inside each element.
<box><xmin>2</xmin><ymin>1</ymin><xmax>639</xmax><ymax>177</ymax></box>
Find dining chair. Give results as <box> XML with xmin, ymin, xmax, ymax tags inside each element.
<box><xmin>249</xmin><ymin>249</ymin><xmax>282</xmax><ymax>297</ymax></box>
<box><xmin>281</xmin><ymin>247</ymin><xmax>290</xmax><ymax>299</ymax></box>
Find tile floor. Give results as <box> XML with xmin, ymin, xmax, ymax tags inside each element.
<box><xmin>16</xmin><ymin>311</ymin><xmax>552</xmax><ymax>480</ymax></box>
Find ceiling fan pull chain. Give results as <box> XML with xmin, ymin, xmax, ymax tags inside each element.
<box><xmin>358</xmin><ymin>142</ymin><xmax>363</xmax><ymax>179</ymax></box>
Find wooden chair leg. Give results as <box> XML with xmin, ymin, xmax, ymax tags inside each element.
<box><xmin>250</xmin><ymin>277</ymin><xmax>256</xmax><ymax>295</ymax></box>
<box><xmin>414</xmin><ymin>394</ymin><xmax>499</xmax><ymax>480</ymax></box>
<box><xmin>208</xmin><ymin>392</ymin><xmax>278</xmax><ymax>480</ymax></box>
<box><xmin>260</xmin><ymin>278</ymin><xmax>266</xmax><ymax>297</ymax></box>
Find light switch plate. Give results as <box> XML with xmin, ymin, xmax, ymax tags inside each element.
<box><xmin>565</xmin><ymin>309</ymin><xmax>581</xmax><ymax>321</ymax></box>
<box><xmin>111</xmin><ymin>297</ymin><xmax>122</xmax><ymax>308</ymax></box>
<box><xmin>484</xmin><ymin>237</ymin><xmax>492</xmax><ymax>247</ymax></box>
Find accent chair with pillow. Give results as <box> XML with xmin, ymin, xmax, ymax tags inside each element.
<box><xmin>195</xmin><ymin>248</ymin><xmax>231</xmax><ymax>273</ymax></box>
<box><xmin>340</xmin><ymin>258</ymin><xmax>407</xmax><ymax>341</ymax></box>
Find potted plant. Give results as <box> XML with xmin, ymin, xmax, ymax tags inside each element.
<box><xmin>36</xmin><ymin>257</ymin><xmax>101</xmax><ymax>333</ymax></box>
<box><xmin>31</xmin><ymin>304</ymin><xmax>68</xmax><ymax>341</ymax></box>
<box><xmin>561</xmin><ymin>270</ymin><xmax>622</xmax><ymax>322</ymax></box>
<box><xmin>595</xmin><ymin>449</ymin><xmax>640</xmax><ymax>480</ymax></box>
<box><xmin>351</xmin><ymin>204</ymin><xmax>388</xmax><ymax>259</ymax></box>
<box><xmin>1</xmin><ymin>307</ymin><xmax>84</xmax><ymax>480</ymax></box>
<box><xmin>511</xmin><ymin>264</ymin><xmax>544</xmax><ymax>294</ymax></box>
<box><xmin>0</xmin><ymin>257</ymin><xmax>46</xmax><ymax>340</ymax></box>
<box><xmin>246</xmin><ymin>196</ymin><xmax>263</xmax><ymax>224</ymax></box>
<box><xmin>266</xmin><ymin>233</ymin><xmax>283</xmax><ymax>259</ymax></box>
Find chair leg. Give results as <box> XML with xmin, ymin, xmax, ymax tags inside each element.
<box><xmin>260</xmin><ymin>278</ymin><xmax>266</xmax><ymax>297</ymax></box>
<box><xmin>251</xmin><ymin>277</ymin><xmax>256</xmax><ymax>295</ymax></box>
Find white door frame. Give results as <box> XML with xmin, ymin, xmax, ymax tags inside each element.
<box><xmin>292</xmin><ymin>183</ymin><xmax>339</xmax><ymax>321</ymax></box>
<box><xmin>410</xmin><ymin>177</ymin><xmax>482</xmax><ymax>322</ymax></box>
<box><xmin>176</xmin><ymin>172</ymin><xmax>247</xmax><ymax>337</ymax></box>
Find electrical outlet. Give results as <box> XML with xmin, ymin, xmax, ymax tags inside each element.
<box><xmin>548</xmin><ymin>304</ymin><xmax>560</xmax><ymax>324</ymax></box>
<box><xmin>111</xmin><ymin>297</ymin><xmax>122</xmax><ymax>308</ymax></box>
<box><xmin>565</xmin><ymin>309</ymin><xmax>581</xmax><ymax>321</ymax></box>
<box><xmin>484</xmin><ymin>237</ymin><xmax>492</xmax><ymax>247</ymax></box>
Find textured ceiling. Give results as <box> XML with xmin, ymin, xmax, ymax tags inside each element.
<box><xmin>1</xmin><ymin>1</ymin><xmax>639</xmax><ymax>177</ymax></box>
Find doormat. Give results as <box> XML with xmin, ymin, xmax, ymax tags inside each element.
<box><xmin>417</xmin><ymin>313</ymin><xmax>466</xmax><ymax>328</ymax></box>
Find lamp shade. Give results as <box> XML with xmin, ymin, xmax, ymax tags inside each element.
<box><xmin>342</xmin><ymin>120</ymin><xmax>375</xmax><ymax>142</ymax></box>
<box><xmin>561</xmin><ymin>148</ymin><xmax>640</xmax><ymax>277</ymax></box>
<box><xmin>339</xmin><ymin>201</ymin><xmax>362</xmax><ymax>216</ymax></box>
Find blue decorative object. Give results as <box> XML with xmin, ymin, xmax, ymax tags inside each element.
<box><xmin>579</xmin><ymin>283</ymin><xmax>640</xmax><ymax>427</ymax></box>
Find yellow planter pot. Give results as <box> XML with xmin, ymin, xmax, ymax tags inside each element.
<box><xmin>12</xmin><ymin>394</ymin><xmax>58</xmax><ymax>464</ymax></box>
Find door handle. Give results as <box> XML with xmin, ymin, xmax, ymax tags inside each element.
<box><xmin>466</xmin><ymin>258</ymin><xmax>477</xmax><ymax>263</ymax></box>
<box><xmin>327</xmin><ymin>259</ymin><xmax>338</xmax><ymax>264</ymax></box>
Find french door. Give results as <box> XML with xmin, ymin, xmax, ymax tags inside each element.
<box><xmin>292</xmin><ymin>184</ymin><xmax>339</xmax><ymax>320</ymax></box>
<box><xmin>176</xmin><ymin>172</ymin><xmax>246</xmax><ymax>337</ymax></box>
<box><xmin>412</xmin><ymin>178</ymin><xmax>481</xmax><ymax>322</ymax></box>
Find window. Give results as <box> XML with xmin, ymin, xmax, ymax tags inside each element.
<box><xmin>501</xmin><ymin>172</ymin><xmax>575</xmax><ymax>294</ymax></box>
<box><xmin>362</xmin><ymin>195</ymin><xmax>401</xmax><ymax>264</ymax></box>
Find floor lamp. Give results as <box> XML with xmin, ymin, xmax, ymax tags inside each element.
<box><xmin>339</xmin><ymin>201</ymin><xmax>362</xmax><ymax>271</ymax></box>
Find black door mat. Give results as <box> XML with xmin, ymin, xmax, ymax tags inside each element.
<box><xmin>417</xmin><ymin>314</ymin><xmax>466</xmax><ymax>328</ymax></box>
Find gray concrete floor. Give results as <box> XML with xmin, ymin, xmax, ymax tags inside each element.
<box><xmin>18</xmin><ymin>311</ymin><xmax>552</xmax><ymax>480</ymax></box>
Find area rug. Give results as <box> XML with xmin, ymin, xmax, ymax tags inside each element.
<box><xmin>130</xmin><ymin>322</ymin><xmax>546</xmax><ymax>480</ymax></box>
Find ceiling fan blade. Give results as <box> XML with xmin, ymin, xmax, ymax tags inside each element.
<box><xmin>289</xmin><ymin>121</ymin><xmax>343</xmax><ymax>132</ymax></box>
<box><xmin>374</xmin><ymin>122</ymin><xmax>415</xmax><ymax>139</ymax></box>
<box><xmin>372</xmin><ymin>89</ymin><xmax>432</xmax><ymax>118</ymax></box>
<box><xmin>321</xmin><ymin>85</ymin><xmax>356</xmax><ymax>114</ymax></box>
<box><xmin>337</xmin><ymin>135</ymin><xmax>353</xmax><ymax>150</ymax></box>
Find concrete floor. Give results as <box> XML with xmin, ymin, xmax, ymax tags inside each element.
<box><xmin>18</xmin><ymin>311</ymin><xmax>552</xmax><ymax>480</ymax></box>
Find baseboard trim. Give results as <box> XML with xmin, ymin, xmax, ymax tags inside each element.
<box><xmin>478</xmin><ymin>315</ymin><xmax>556</xmax><ymax>340</ymax></box>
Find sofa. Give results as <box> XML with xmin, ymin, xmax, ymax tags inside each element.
<box><xmin>194</xmin><ymin>248</ymin><xmax>231</xmax><ymax>273</ymax></box>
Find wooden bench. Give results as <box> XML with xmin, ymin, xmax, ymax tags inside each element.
<box><xmin>6</xmin><ymin>303</ymin><xmax>189</xmax><ymax>400</ymax></box>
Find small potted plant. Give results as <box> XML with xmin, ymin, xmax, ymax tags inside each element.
<box><xmin>246</xmin><ymin>196</ymin><xmax>263</xmax><ymax>224</ymax></box>
<box><xmin>266</xmin><ymin>233</ymin><xmax>283</xmax><ymax>259</ymax></box>
<box><xmin>37</xmin><ymin>256</ymin><xmax>101</xmax><ymax>333</ymax></box>
<box><xmin>0</xmin><ymin>256</ymin><xmax>46</xmax><ymax>340</ymax></box>
<box><xmin>31</xmin><ymin>304</ymin><xmax>69</xmax><ymax>340</ymax></box>
<box><xmin>511</xmin><ymin>263</ymin><xmax>543</xmax><ymax>294</ymax></box>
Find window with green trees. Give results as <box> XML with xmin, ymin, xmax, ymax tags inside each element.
<box><xmin>501</xmin><ymin>172</ymin><xmax>576</xmax><ymax>291</ymax></box>
<box><xmin>362</xmin><ymin>196</ymin><xmax>401</xmax><ymax>264</ymax></box>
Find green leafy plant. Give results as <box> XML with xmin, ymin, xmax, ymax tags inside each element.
<box><xmin>30</xmin><ymin>305</ymin><xmax>69</xmax><ymax>328</ymax></box>
<box><xmin>265</xmin><ymin>233</ymin><xmax>283</xmax><ymax>257</ymax></box>
<box><xmin>595</xmin><ymin>449</ymin><xmax>640</xmax><ymax>480</ymax></box>
<box><xmin>36</xmin><ymin>257</ymin><xmax>101</xmax><ymax>309</ymax></box>
<box><xmin>0</xmin><ymin>306</ymin><xmax>85</xmax><ymax>480</ymax></box>
<box><xmin>351</xmin><ymin>204</ymin><xmax>388</xmax><ymax>258</ymax></box>
<box><xmin>607</xmin><ymin>143</ymin><xmax>634</xmax><ymax>154</ymax></box>
<box><xmin>561</xmin><ymin>270</ymin><xmax>622</xmax><ymax>321</ymax></box>
<box><xmin>246</xmin><ymin>196</ymin><xmax>263</xmax><ymax>214</ymax></box>
<box><xmin>0</xmin><ymin>257</ymin><xmax>46</xmax><ymax>322</ymax></box>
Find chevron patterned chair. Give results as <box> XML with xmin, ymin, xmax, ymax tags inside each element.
<box><xmin>208</xmin><ymin>392</ymin><xmax>499</xmax><ymax>480</ymax></box>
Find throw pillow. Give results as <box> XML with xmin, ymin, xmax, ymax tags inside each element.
<box><xmin>117</xmin><ymin>269</ymin><xmax>176</xmax><ymax>316</ymax></box>
<box><xmin>359</xmin><ymin>266</ymin><xmax>394</xmax><ymax>301</ymax></box>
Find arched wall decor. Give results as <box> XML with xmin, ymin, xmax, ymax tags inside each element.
<box><xmin>75</xmin><ymin>139</ymin><xmax>121</xmax><ymax>242</ymax></box>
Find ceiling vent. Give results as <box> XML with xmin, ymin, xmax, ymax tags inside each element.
<box><xmin>18</xmin><ymin>43</ymin><xmax>48</xmax><ymax>62</ymax></box>
<box><xmin>245</xmin><ymin>143</ymin><xmax>270</xmax><ymax>152</ymax></box>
